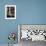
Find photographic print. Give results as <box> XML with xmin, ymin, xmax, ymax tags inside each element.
<box><xmin>5</xmin><ymin>5</ymin><xmax>16</xmax><ymax>19</ymax></box>
<box><xmin>18</xmin><ymin>24</ymin><xmax>46</xmax><ymax>46</ymax></box>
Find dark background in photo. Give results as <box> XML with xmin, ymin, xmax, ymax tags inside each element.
<box><xmin>7</xmin><ymin>7</ymin><xmax>15</xmax><ymax>18</ymax></box>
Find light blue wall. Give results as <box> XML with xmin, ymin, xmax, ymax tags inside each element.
<box><xmin>0</xmin><ymin>0</ymin><xmax>46</xmax><ymax>44</ymax></box>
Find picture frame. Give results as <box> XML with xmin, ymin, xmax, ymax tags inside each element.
<box><xmin>5</xmin><ymin>5</ymin><xmax>16</xmax><ymax>19</ymax></box>
<box><xmin>18</xmin><ymin>24</ymin><xmax>46</xmax><ymax>42</ymax></box>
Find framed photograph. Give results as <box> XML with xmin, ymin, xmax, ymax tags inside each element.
<box><xmin>5</xmin><ymin>5</ymin><xmax>16</xmax><ymax>19</ymax></box>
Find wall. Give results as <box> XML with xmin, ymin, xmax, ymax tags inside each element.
<box><xmin>0</xmin><ymin>0</ymin><xmax>46</xmax><ymax>44</ymax></box>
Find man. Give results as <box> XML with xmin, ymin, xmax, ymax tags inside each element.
<box><xmin>7</xmin><ymin>7</ymin><xmax>15</xmax><ymax>18</ymax></box>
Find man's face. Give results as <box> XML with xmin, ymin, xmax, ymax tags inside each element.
<box><xmin>7</xmin><ymin>7</ymin><xmax>15</xmax><ymax>16</ymax></box>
